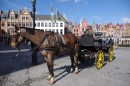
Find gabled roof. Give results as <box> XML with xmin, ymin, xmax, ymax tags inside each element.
<box><xmin>109</xmin><ymin>22</ymin><xmax>113</xmax><ymax>25</ymax></box>
<box><xmin>1</xmin><ymin>10</ymin><xmax>21</xmax><ymax>19</ymax></box>
<box><xmin>82</xmin><ymin>18</ymin><xmax>88</xmax><ymax>24</ymax></box>
<box><xmin>1</xmin><ymin>11</ymin><xmax>8</xmax><ymax>19</ymax></box>
<box><xmin>35</xmin><ymin>14</ymin><xmax>56</xmax><ymax>20</ymax></box>
<box><xmin>10</xmin><ymin>10</ymin><xmax>21</xmax><ymax>18</ymax></box>
<box><xmin>116</xmin><ymin>23</ymin><xmax>120</xmax><ymax>26</ymax></box>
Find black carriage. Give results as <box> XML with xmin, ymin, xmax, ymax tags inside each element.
<box><xmin>78</xmin><ymin>32</ymin><xmax>114</xmax><ymax>69</ymax></box>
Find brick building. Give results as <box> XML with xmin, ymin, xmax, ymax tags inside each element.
<box><xmin>0</xmin><ymin>6</ymin><xmax>33</xmax><ymax>43</ymax></box>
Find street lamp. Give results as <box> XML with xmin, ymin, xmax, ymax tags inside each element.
<box><xmin>31</xmin><ymin>0</ymin><xmax>36</xmax><ymax>32</ymax></box>
<box><xmin>31</xmin><ymin>0</ymin><xmax>38</xmax><ymax>65</ymax></box>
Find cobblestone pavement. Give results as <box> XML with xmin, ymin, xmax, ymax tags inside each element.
<box><xmin>0</xmin><ymin>44</ymin><xmax>130</xmax><ymax>86</ymax></box>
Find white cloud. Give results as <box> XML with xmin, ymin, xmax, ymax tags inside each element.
<box><xmin>94</xmin><ymin>16</ymin><xmax>102</xmax><ymax>20</ymax></box>
<box><xmin>57</xmin><ymin>0</ymin><xmax>70</xmax><ymax>2</ymax></box>
<box><xmin>75</xmin><ymin>0</ymin><xmax>80</xmax><ymax>3</ymax></box>
<box><xmin>120</xmin><ymin>17</ymin><xmax>130</xmax><ymax>23</ymax></box>
<box><xmin>3</xmin><ymin>0</ymin><xmax>22</xmax><ymax>9</ymax></box>
<box><xmin>74</xmin><ymin>0</ymin><xmax>88</xmax><ymax>4</ymax></box>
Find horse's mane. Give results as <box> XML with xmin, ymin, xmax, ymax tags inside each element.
<box><xmin>19</xmin><ymin>27</ymin><xmax>54</xmax><ymax>35</ymax></box>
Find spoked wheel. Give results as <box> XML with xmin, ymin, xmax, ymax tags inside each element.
<box><xmin>95</xmin><ymin>50</ymin><xmax>104</xmax><ymax>69</ymax></box>
<box><xmin>109</xmin><ymin>46</ymin><xmax>114</xmax><ymax>62</ymax></box>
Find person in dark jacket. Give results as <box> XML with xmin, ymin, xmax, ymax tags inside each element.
<box><xmin>84</xmin><ymin>26</ymin><xmax>95</xmax><ymax>37</ymax></box>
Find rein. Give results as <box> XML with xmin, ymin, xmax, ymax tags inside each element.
<box><xmin>33</xmin><ymin>32</ymin><xmax>57</xmax><ymax>51</ymax></box>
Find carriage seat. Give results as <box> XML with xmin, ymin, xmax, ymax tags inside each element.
<box><xmin>79</xmin><ymin>34</ymin><xmax>102</xmax><ymax>47</ymax></box>
<box><xmin>79</xmin><ymin>35</ymin><xmax>94</xmax><ymax>46</ymax></box>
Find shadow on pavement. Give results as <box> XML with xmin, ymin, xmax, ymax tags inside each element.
<box><xmin>0</xmin><ymin>44</ymin><xmax>67</xmax><ymax>77</ymax></box>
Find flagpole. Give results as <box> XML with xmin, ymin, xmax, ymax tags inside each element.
<box><xmin>51</xmin><ymin>2</ymin><xmax>52</xmax><ymax>32</ymax></box>
<box><xmin>56</xmin><ymin>8</ymin><xmax>57</xmax><ymax>23</ymax></box>
<box><xmin>77</xmin><ymin>5</ymin><xmax>79</xmax><ymax>23</ymax></box>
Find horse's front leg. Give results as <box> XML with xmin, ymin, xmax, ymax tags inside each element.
<box><xmin>70</xmin><ymin>54</ymin><xmax>74</xmax><ymax>73</ymax></box>
<box><xmin>45</xmin><ymin>54</ymin><xmax>55</xmax><ymax>85</ymax></box>
<box><xmin>31</xmin><ymin>48</ymin><xmax>38</xmax><ymax>65</ymax></box>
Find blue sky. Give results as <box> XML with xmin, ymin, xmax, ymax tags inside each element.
<box><xmin>0</xmin><ymin>0</ymin><xmax>130</xmax><ymax>25</ymax></box>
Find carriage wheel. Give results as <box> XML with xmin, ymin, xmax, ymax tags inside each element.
<box><xmin>95</xmin><ymin>50</ymin><xmax>104</xmax><ymax>69</ymax></box>
<box><xmin>109</xmin><ymin>46</ymin><xmax>114</xmax><ymax>62</ymax></box>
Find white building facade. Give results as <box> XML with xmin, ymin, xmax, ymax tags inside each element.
<box><xmin>35</xmin><ymin>15</ymin><xmax>65</xmax><ymax>34</ymax></box>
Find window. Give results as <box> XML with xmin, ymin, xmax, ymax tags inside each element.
<box><xmin>52</xmin><ymin>23</ymin><xmax>55</xmax><ymax>27</ymax></box>
<box><xmin>30</xmin><ymin>22</ymin><xmax>32</xmax><ymax>27</ymax></box>
<box><xmin>11</xmin><ymin>22</ymin><xmax>14</xmax><ymax>26</ymax></box>
<box><xmin>41</xmin><ymin>22</ymin><xmax>44</xmax><ymax>27</ymax></box>
<box><xmin>19</xmin><ymin>22</ymin><xmax>21</xmax><ymax>27</ymax></box>
<box><xmin>11</xmin><ymin>28</ymin><xmax>14</xmax><ymax>34</ymax></box>
<box><xmin>22</xmin><ymin>17</ymin><xmax>25</xmax><ymax>20</ymax></box>
<box><xmin>56</xmin><ymin>23</ymin><xmax>58</xmax><ymax>27</ymax></box>
<box><xmin>2</xmin><ymin>16</ymin><xmax>6</xmax><ymax>19</ymax></box>
<box><xmin>45</xmin><ymin>23</ymin><xmax>47</xmax><ymax>27</ymax></box>
<box><xmin>22</xmin><ymin>22</ymin><xmax>25</xmax><ymax>27</ymax></box>
<box><xmin>26</xmin><ymin>22</ymin><xmax>29</xmax><ymax>27</ymax></box>
<box><xmin>2</xmin><ymin>30</ymin><xmax>5</xmax><ymax>35</ymax></box>
<box><xmin>60</xmin><ymin>29</ymin><xmax>63</xmax><ymax>34</ymax></box>
<box><xmin>2</xmin><ymin>22</ymin><xmax>5</xmax><ymax>26</ymax></box>
<box><xmin>11</xmin><ymin>16</ymin><xmax>15</xmax><ymax>20</ymax></box>
<box><xmin>37</xmin><ymin>22</ymin><xmax>40</xmax><ymax>27</ymax></box>
<box><xmin>60</xmin><ymin>23</ymin><xmax>63</xmax><ymax>27</ymax></box>
<box><xmin>56</xmin><ymin>29</ymin><xmax>58</xmax><ymax>33</ymax></box>
<box><xmin>7</xmin><ymin>22</ymin><xmax>10</xmax><ymax>26</ymax></box>
<box><xmin>52</xmin><ymin>29</ymin><xmax>55</xmax><ymax>32</ymax></box>
<box><xmin>7</xmin><ymin>29</ymin><xmax>10</xmax><ymax>34</ymax></box>
<box><xmin>49</xmin><ymin>23</ymin><xmax>51</xmax><ymax>27</ymax></box>
<box><xmin>26</xmin><ymin>17</ymin><xmax>29</xmax><ymax>20</ymax></box>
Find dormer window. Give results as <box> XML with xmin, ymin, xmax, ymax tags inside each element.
<box><xmin>2</xmin><ymin>15</ymin><xmax>6</xmax><ymax>19</ymax></box>
<box><xmin>11</xmin><ymin>16</ymin><xmax>14</xmax><ymax>20</ymax></box>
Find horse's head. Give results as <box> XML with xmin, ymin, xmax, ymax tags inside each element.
<box><xmin>11</xmin><ymin>25</ymin><xmax>25</xmax><ymax>48</ymax></box>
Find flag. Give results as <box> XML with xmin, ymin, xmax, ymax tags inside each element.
<box><xmin>80</xmin><ymin>17</ymin><xmax>82</xmax><ymax>29</ymax></box>
<box><xmin>57</xmin><ymin>10</ymin><xmax>68</xmax><ymax>23</ymax></box>
<box><xmin>96</xmin><ymin>24</ymin><xmax>98</xmax><ymax>30</ymax></box>
<box><xmin>120</xmin><ymin>24</ymin><xmax>125</xmax><ymax>29</ymax></box>
<box><xmin>50</xmin><ymin>2</ymin><xmax>55</xmax><ymax>22</ymax></box>
<box><xmin>63</xmin><ymin>13</ymin><xmax>68</xmax><ymax>21</ymax></box>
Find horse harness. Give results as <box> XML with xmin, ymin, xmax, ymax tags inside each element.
<box><xmin>35</xmin><ymin>32</ymin><xmax>67</xmax><ymax>51</ymax></box>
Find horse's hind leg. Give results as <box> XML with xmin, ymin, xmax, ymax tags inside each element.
<box><xmin>74</xmin><ymin>44</ymin><xmax>79</xmax><ymax>74</ymax></box>
<box><xmin>70</xmin><ymin>54</ymin><xmax>74</xmax><ymax>73</ymax></box>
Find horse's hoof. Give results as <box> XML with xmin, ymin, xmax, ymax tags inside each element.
<box><xmin>46</xmin><ymin>77</ymin><xmax>51</xmax><ymax>81</ymax></box>
<box><xmin>70</xmin><ymin>71</ymin><xmax>73</xmax><ymax>73</ymax></box>
<box><xmin>49</xmin><ymin>81</ymin><xmax>55</xmax><ymax>85</ymax></box>
<box><xmin>74</xmin><ymin>72</ymin><xmax>78</xmax><ymax>74</ymax></box>
<box><xmin>70</xmin><ymin>68</ymin><xmax>73</xmax><ymax>73</ymax></box>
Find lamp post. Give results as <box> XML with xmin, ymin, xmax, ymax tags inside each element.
<box><xmin>31</xmin><ymin>0</ymin><xmax>36</xmax><ymax>31</ymax></box>
<box><xmin>31</xmin><ymin>0</ymin><xmax>38</xmax><ymax>65</ymax></box>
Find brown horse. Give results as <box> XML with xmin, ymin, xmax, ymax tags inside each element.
<box><xmin>11</xmin><ymin>26</ymin><xmax>79</xmax><ymax>84</ymax></box>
